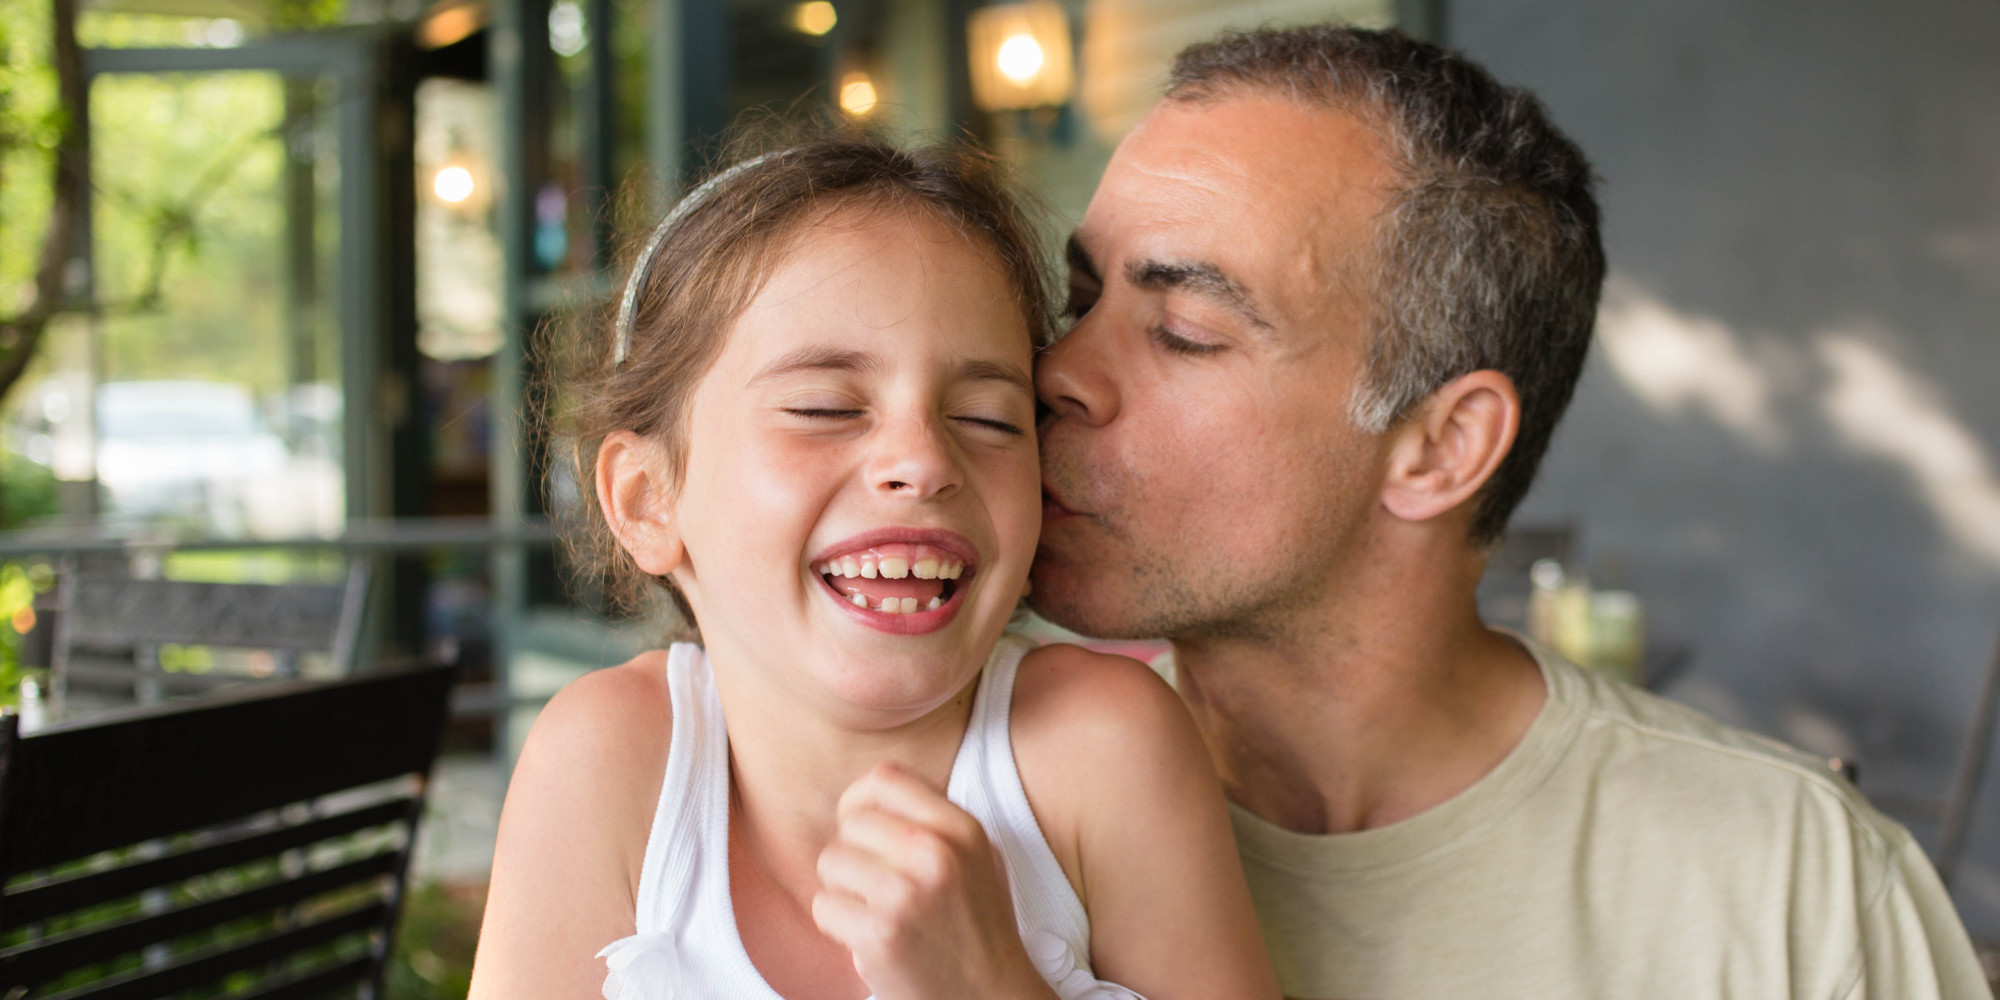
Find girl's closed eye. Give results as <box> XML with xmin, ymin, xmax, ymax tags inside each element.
<box><xmin>778</xmin><ymin>391</ymin><xmax>867</xmax><ymax>422</ymax></box>
<box><xmin>784</xmin><ymin>405</ymin><xmax>865</xmax><ymax>419</ymax></box>
<box><xmin>953</xmin><ymin>412</ymin><xmax>1026</xmax><ymax>436</ymax></box>
<box><xmin>949</xmin><ymin>390</ymin><xmax>1035</xmax><ymax>439</ymax></box>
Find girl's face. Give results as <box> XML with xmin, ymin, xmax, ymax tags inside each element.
<box><xmin>661</xmin><ymin>204</ymin><xmax>1039</xmax><ymax>724</ymax></box>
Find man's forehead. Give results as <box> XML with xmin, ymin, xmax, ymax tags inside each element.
<box><xmin>1078</xmin><ymin>95</ymin><xmax>1394</xmax><ymax>319</ymax></box>
<box><xmin>1100</xmin><ymin>95</ymin><xmax>1394</xmax><ymax>216</ymax></box>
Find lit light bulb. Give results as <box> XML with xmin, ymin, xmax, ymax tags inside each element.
<box><xmin>840</xmin><ymin>72</ymin><xmax>878</xmax><ymax>116</ymax></box>
<box><xmin>792</xmin><ymin>1</ymin><xmax>837</xmax><ymax>36</ymax></box>
<box><xmin>434</xmin><ymin>165</ymin><xmax>475</xmax><ymax>203</ymax></box>
<box><xmin>996</xmin><ymin>32</ymin><xmax>1044</xmax><ymax>84</ymax></box>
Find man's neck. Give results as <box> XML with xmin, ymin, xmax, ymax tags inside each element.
<box><xmin>1170</xmin><ymin>533</ymin><xmax>1546</xmax><ymax>836</ymax></box>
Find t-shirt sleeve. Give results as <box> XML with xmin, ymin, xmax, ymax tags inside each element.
<box><xmin>1836</xmin><ymin>833</ymin><xmax>1992</xmax><ymax>1000</ymax></box>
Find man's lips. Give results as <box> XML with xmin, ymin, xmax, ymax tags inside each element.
<box><xmin>1041</xmin><ymin>483</ymin><xmax>1085</xmax><ymax>520</ymax></box>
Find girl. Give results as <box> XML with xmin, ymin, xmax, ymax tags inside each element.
<box><xmin>468</xmin><ymin>134</ymin><xmax>1277</xmax><ymax>1000</ymax></box>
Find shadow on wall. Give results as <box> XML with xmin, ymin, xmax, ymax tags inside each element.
<box><xmin>1597</xmin><ymin>277</ymin><xmax>2000</xmax><ymax>569</ymax></box>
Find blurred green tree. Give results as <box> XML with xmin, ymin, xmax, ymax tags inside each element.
<box><xmin>0</xmin><ymin>0</ymin><xmax>84</xmax><ymax>419</ymax></box>
<box><xmin>0</xmin><ymin>0</ymin><xmax>353</xmax><ymax>527</ymax></box>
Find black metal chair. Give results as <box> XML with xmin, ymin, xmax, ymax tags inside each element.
<box><xmin>0</xmin><ymin>662</ymin><xmax>453</xmax><ymax>999</ymax></box>
<box><xmin>1935</xmin><ymin>622</ymin><xmax>2000</xmax><ymax>888</ymax></box>
<box><xmin>47</xmin><ymin>562</ymin><xmax>370</xmax><ymax>710</ymax></box>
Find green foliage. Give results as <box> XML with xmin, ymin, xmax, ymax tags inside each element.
<box><xmin>386</xmin><ymin>882</ymin><xmax>485</xmax><ymax>1000</ymax></box>
<box><xmin>91</xmin><ymin>71</ymin><xmax>300</xmax><ymax>391</ymax></box>
<box><xmin>269</xmin><ymin>0</ymin><xmax>347</xmax><ymax>33</ymax></box>
<box><xmin>0</xmin><ymin>0</ymin><xmax>59</xmax><ymax>310</ymax></box>
<box><xmin>1</xmin><ymin>447</ymin><xmax>57</xmax><ymax>527</ymax></box>
<box><xmin>4</xmin><ymin>5</ymin><xmax>345</xmax><ymax>401</ymax></box>
<box><xmin>78</xmin><ymin>3</ymin><xmax>348</xmax><ymax>47</ymax></box>
<box><xmin>0</xmin><ymin>559</ymin><xmax>50</xmax><ymax>709</ymax></box>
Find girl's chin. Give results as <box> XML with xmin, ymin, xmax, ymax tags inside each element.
<box><xmin>814</xmin><ymin>660</ymin><xmax>986</xmax><ymax>719</ymax></box>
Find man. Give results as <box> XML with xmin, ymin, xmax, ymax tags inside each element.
<box><xmin>1031</xmin><ymin>24</ymin><xmax>1991</xmax><ymax>999</ymax></box>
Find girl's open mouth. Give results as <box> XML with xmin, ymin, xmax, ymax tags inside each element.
<box><xmin>810</xmin><ymin>535</ymin><xmax>977</xmax><ymax>634</ymax></box>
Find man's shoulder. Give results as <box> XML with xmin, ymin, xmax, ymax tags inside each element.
<box><xmin>1542</xmin><ymin>649</ymin><xmax>1910</xmax><ymax>870</ymax></box>
<box><xmin>1561</xmin><ymin>653</ymin><xmax>1842</xmax><ymax>782</ymax></box>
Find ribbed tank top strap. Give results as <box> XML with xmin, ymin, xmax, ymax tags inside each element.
<box><xmin>631</xmin><ymin>642</ymin><xmax>732</xmax><ymax>938</ymax></box>
<box><xmin>947</xmin><ymin>633</ymin><xmax>1092</xmax><ymax>954</ymax></box>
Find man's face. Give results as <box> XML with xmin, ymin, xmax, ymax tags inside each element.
<box><xmin>1031</xmin><ymin>94</ymin><xmax>1401</xmax><ymax>640</ymax></box>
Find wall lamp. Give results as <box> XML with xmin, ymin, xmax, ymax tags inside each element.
<box><xmin>966</xmin><ymin>2</ymin><xmax>1074</xmax><ymax>112</ymax></box>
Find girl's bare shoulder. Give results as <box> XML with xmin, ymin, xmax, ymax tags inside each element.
<box><xmin>1007</xmin><ymin>642</ymin><xmax>1213</xmax><ymax>880</ymax></box>
<box><xmin>472</xmin><ymin>650</ymin><xmax>681</xmax><ymax>998</ymax></box>
<box><xmin>531</xmin><ymin>649</ymin><xmax>676</xmax><ymax>746</ymax></box>
<box><xmin>1010</xmin><ymin>642</ymin><xmax>1187</xmax><ymax>752</ymax></box>
<box><xmin>506</xmin><ymin>650</ymin><xmax>677</xmax><ymax>868</ymax></box>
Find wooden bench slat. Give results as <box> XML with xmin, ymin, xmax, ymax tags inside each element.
<box><xmin>32</xmin><ymin>900</ymin><xmax>385</xmax><ymax>1000</ymax></box>
<box><xmin>6</xmin><ymin>798</ymin><xmax>414</xmax><ymax>925</ymax></box>
<box><xmin>3</xmin><ymin>851</ymin><xmax>400</xmax><ymax>985</ymax></box>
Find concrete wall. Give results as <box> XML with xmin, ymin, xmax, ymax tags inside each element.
<box><xmin>1451</xmin><ymin>0</ymin><xmax>2000</xmax><ymax>936</ymax></box>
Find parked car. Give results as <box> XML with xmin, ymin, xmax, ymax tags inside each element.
<box><xmin>93</xmin><ymin>381</ymin><xmax>291</xmax><ymax>533</ymax></box>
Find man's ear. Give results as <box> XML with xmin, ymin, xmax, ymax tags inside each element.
<box><xmin>1379</xmin><ymin>369</ymin><xmax>1521</xmax><ymax>525</ymax></box>
<box><xmin>597</xmin><ymin>431</ymin><xmax>685</xmax><ymax>576</ymax></box>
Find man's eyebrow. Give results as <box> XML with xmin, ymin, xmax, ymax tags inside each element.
<box><xmin>748</xmin><ymin>346</ymin><xmax>884</xmax><ymax>385</ymax></box>
<box><xmin>1125</xmin><ymin>257</ymin><xmax>1275</xmax><ymax>331</ymax></box>
<box><xmin>1065</xmin><ymin>234</ymin><xmax>1100</xmax><ymax>284</ymax></box>
<box><xmin>954</xmin><ymin>358</ymin><xmax>1034</xmax><ymax>396</ymax></box>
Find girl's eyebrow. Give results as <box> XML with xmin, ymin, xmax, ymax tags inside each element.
<box><xmin>956</xmin><ymin>359</ymin><xmax>1033</xmax><ymax>397</ymax></box>
<box><xmin>749</xmin><ymin>347</ymin><xmax>1030</xmax><ymax>397</ymax></box>
<box><xmin>749</xmin><ymin>346</ymin><xmax>884</xmax><ymax>385</ymax></box>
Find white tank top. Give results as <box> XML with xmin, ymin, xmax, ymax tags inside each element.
<box><xmin>597</xmin><ymin>634</ymin><xmax>1144</xmax><ymax>1000</ymax></box>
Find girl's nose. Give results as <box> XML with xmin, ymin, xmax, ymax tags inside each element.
<box><xmin>867</xmin><ymin>416</ymin><xmax>963</xmax><ymax>501</ymax></box>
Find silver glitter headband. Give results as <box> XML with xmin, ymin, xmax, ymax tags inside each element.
<box><xmin>613</xmin><ymin>151</ymin><xmax>789</xmax><ymax>367</ymax></box>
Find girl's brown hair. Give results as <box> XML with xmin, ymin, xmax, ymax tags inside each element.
<box><xmin>546</xmin><ymin>127</ymin><xmax>1053</xmax><ymax>637</ymax></box>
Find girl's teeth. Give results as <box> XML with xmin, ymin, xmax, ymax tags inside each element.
<box><xmin>819</xmin><ymin>548</ymin><xmax>968</xmax><ymax>598</ymax></box>
<box><xmin>850</xmin><ymin>593</ymin><xmax>868</xmax><ymax>607</ymax></box>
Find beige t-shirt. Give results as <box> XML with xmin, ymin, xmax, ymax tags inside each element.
<box><xmin>1164</xmin><ymin>640</ymin><xmax>1993</xmax><ymax>1000</ymax></box>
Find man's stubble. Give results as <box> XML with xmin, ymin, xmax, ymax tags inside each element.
<box><xmin>1031</xmin><ymin>427</ymin><xmax>1374</xmax><ymax>646</ymax></box>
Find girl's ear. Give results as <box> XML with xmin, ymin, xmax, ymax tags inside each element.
<box><xmin>597</xmin><ymin>431</ymin><xmax>685</xmax><ymax>575</ymax></box>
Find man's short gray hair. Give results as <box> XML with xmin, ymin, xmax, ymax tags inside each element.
<box><xmin>1168</xmin><ymin>25</ymin><xmax>1605</xmax><ymax>544</ymax></box>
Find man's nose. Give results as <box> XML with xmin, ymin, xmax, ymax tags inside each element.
<box><xmin>1037</xmin><ymin>313</ymin><xmax>1122</xmax><ymax>429</ymax></box>
<box><xmin>867</xmin><ymin>415</ymin><xmax>963</xmax><ymax>500</ymax></box>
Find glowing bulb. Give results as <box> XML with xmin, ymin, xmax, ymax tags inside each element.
<box><xmin>434</xmin><ymin>165</ymin><xmax>475</xmax><ymax>203</ymax></box>
<box><xmin>792</xmin><ymin>1</ymin><xmax>837</xmax><ymax>36</ymax></box>
<box><xmin>996</xmin><ymin>32</ymin><xmax>1044</xmax><ymax>84</ymax></box>
<box><xmin>839</xmin><ymin>72</ymin><xmax>878</xmax><ymax>116</ymax></box>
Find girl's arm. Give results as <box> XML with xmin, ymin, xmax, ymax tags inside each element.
<box><xmin>468</xmin><ymin>657</ymin><xmax>673</xmax><ymax>1000</ymax></box>
<box><xmin>1013</xmin><ymin>644</ymin><xmax>1281</xmax><ymax>1000</ymax></box>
